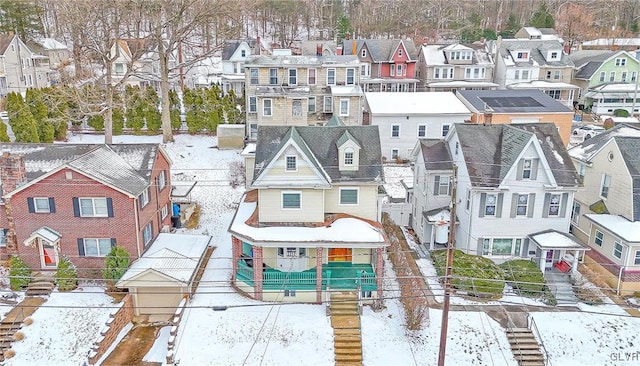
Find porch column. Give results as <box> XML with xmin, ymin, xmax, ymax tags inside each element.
<box><xmin>315</xmin><ymin>247</ymin><xmax>324</xmax><ymax>304</ymax></box>
<box><xmin>376</xmin><ymin>247</ymin><xmax>384</xmax><ymax>301</ymax></box>
<box><xmin>539</xmin><ymin>249</ymin><xmax>548</xmax><ymax>272</ymax></box>
<box><xmin>430</xmin><ymin>224</ymin><xmax>435</xmax><ymax>251</ymax></box>
<box><xmin>231</xmin><ymin>236</ymin><xmax>242</xmax><ymax>281</ymax></box>
<box><xmin>571</xmin><ymin>250</ymin><xmax>580</xmax><ymax>274</ymax></box>
<box><xmin>252</xmin><ymin>246</ymin><xmax>263</xmax><ymax>301</ymax></box>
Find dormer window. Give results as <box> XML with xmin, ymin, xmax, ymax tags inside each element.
<box><xmin>398</xmin><ymin>48</ymin><xmax>403</xmax><ymax>57</ymax></box>
<box><xmin>344</xmin><ymin>148</ymin><xmax>354</xmax><ymax>165</ymax></box>
<box><xmin>285</xmin><ymin>155</ymin><xmax>297</xmax><ymax>171</ymax></box>
<box><xmin>241</xmin><ymin>49</ymin><xmax>246</xmax><ymax>57</ymax></box>
<box><xmin>516</xmin><ymin>52</ymin><xmax>529</xmax><ymax>60</ymax></box>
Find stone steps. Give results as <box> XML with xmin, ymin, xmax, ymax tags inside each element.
<box><xmin>26</xmin><ymin>274</ymin><xmax>56</xmax><ymax>297</ymax></box>
<box><xmin>330</xmin><ymin>292</ymin><xmax>362</xmax><ymax>366</ymax></box>
<box><xmin>506</xmin><ymin>328</ymin><xmax>545</xmax><ymax>366</ymax></box>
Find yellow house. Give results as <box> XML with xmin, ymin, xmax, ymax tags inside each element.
<box><xmin>456</xmin><ymin>89</ymin><xmax>574</xmax><ymax>145</ymax></box>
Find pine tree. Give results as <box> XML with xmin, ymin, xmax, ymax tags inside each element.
<box><xmin>168</xmin><ymin>89</ymin><xmax>182</xmax><ymax>130</ymax></box>
<box><xmin>143</xmin><ymin>86</ymin><xmax>161</xmax><ymax>132</ymax></box>
<box><xmin>55</xmin><ymin>255</ymin><xmax>78</xmax><ymax>291</ymax></box>
<box><xmin>113</xmin><ymin>107</ymin><xmax>125</xmax><ymax>135</ymax></box>
<box><xmin>102</xmin><ymin>246</ymin><xmax>130</xmax><ymax>283</ymax></box>
<box><xmin>125</xmin><ymin>86</ymin><xmax>145</xmax><ymax>133</ymax></box>
<box><xmin>0</xmin><ymin>122</ymin><xmax>10</xmax><ymax>142</ymax></box>
<box><xmin>529</xmin><ymin>3</ymin><xmax>555</xmax><ymax>28</ymax></box>
<box><xmin>87</xmin><ymin>114</ymin><xmax>105</xmax><ymax>131</ymax></box>
<box><xmin>8</xmin><ymin>92</ymin><xmax>40</xmax><ymax>143</ymax></box>
<box><xmin>9</xmin><ymin>256</ymin><xmax>31</xmax><ymax>290</ymax></box>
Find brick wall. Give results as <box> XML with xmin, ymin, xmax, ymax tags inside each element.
<box><xmin>87</xmin><ymin>293</ymin><xmax>134</xmax><ymax>365</ymax></box>
<box><xmin>315</xmin><ymin>247</ymin><xmax>323</xmax><ymax>303</ymax></box>
<box><xmin>231</xmin><ymin>236</ymin><xmax>241</xmax><ymax>281</ymax></box>
<box><xmin>252</xmin><ymin>246</ymin><xmax>263</xmax><ymax>301</ymax></box>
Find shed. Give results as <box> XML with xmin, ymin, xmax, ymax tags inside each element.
<box><xmin>217</xmin><ymin>124</ymin><xmax>245</xmax><ymax>149</ymax></box>
<box><xmin>116</xmin><ymin>233</ymin><xmax>212</xmax><ymax>319</ymax></box>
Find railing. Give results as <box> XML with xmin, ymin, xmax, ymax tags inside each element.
<box><xmin>263</xmin><ymin>270</ymin><xmax>316</xmax><ymax>287</ymax></box>
<box><xmin>236</xmin><ymin>260</ymin><xmax>254</xmax><ymax>283</ymax></box>
<box><xmin>359</xmin><ymin>272</ymin><xmax>376</xmax><ymax>289</ymax></box>
<box><xmin>528</xmin><ymin>315</ymin><xmax>551</xmax><ymax>366</ymax></box>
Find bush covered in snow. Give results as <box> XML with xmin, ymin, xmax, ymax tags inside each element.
<box><xmin>9</xmin><ymin>256</ymin><xmax>31</xmax><ymax>290</ymax></box>
<box><xmin>55</xmin><ymin>255</ymin><xmax>78</xmax><ymax>291</ymax></box>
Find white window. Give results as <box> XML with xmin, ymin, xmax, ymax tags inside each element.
<box><xmin>633</xmin><ymin>72</ymin><xmax>637</xmax><ymax>82</ymax></box>
<box><xmin>339</xmin><ymin>188</ymin><xmax>358</xmax><ymax>205</ymax></box>
<box><xmin>434</xmin><ymin>67</ymin><xmax>454</xmax><ymax>79</ymax></box>
<box><xmin>157</xmin><ymin>171</ymin><xmax>167</xmax><ymax>191</ymax></box>
<box><xmin>248</xmin><ymin>96</ymin><xmax>257</xmax><ymax>113</ymax></box>
<box><xmin>308</xmin><ymin>96</ymin><xmax>316</xmax><ymax>113</ymax></box>
<box><xmin>601</xmin><ymin>174</ymin><xmax>611</xmax><ymax>198</ymax></box>
<box><xmin>594</xmin><ymin>230</ymin><xmax>604</xmax><ymax>246</ymax></box>
<box><xmin>284</xmin><ymin>289</ymin><xmax>296</xmax><ymax>297</ymax></box>
<box><xmin>465</xmin><ymin>67</ymin><xmax>485</xmax><ymax>79</ymax></box>
<box><xmin>599</xmin><ymin>71</ymin><xmax>605</xmax><ymax>82</ymax></box>
<box><xmin>546</xmin><ymin>90</ymin><xmax>561</xmax><ymax>99</ymax></box>
<box><xmin>391</xmin><ymin>124</ymin><xmax>400</xmax><ymax>137</ymax></box>
<box><xmin>615</xmin><ymin>58</ymin><xmax>627</xmax><ymax>66</ymax></box>
<box><xmin>263</xmin><ymin>99</ymin><xmax>272</xmax><ymax>116</ymax></box>
<box><xmin>115</xmin><ymin>63</ymin><xmax>124</xmax><ymax>74</ymax></box>
<box><xmin>613</xmin><ymin>241</ymin><xmax>623</xmax><ymax>259</ymax></box>
<box><xmin>346</xmin><ymin>68</ymin><xmax>355</xmax><ymax>85</ymax></box>
<box><xmin>417</xmin><ymin>125</ymin><xmax>426</xmax><ymax>137</ymax></box>
<box><xmin>161</xmin><ymin>204</ymin><xmax>168</xmax><ymax>219</ymax></box>
<box><xmin>83</xmin><ymin>238</ymin><xmax>112</xmax><ymax>257</ymax></box>
<box><xmin>516</xmin><ymin>194</ymin><xmax>528</xmax><ymax>216</ymax></box>
<box><xmin>361</xmin><ymin>49</ymin><xmax>367</xmax><ymax>58</ymax></box>
<box><xmin>548</xmin><ymin>194</ymin><xmax>561</xmax><ymax>216</ymax></box>
<box><xmin>361</xmin><ymin>63</ymin><xmax>371</xmax><ymax>77</ymax></box>
<box><xmin>522</xmin><ymin>159</ymin><xmax>532</xmax><ymax>179</ymax></box>
<box><xmin>622</xmin><ymin>72</ymin><xmax>628</xmax><ymax>82</ymax></box>
<box><xmin>514</xmin><ymin>70</ymin><xmax>520</xmax><ymax>80</ymax></box>
<box><xmin>441</xmin><ymin>124</ymin><xmax>450</xmax><ymax>137</ymax></box>
<box><xmin>269</xmin><ymin>68</ymin><xmax>278</xmax><ymax>84</ymax></box>
<box><xmin>482</xmin><ymin>238</ymin><xmax>522</xmax><ymax>256</ymax></box>
<box><xmin>550</xmin><ymin>52</ymin><xmax>558</xmax><ymax>59</ymax></box>
<box><xmin>285</xmin><ymin>155</ymin><xmax>297</xmax><ymax>171</ymax></box>
<box><xmin>391</xmin><ymin>149</ymin><xmax>399</xmax><ymax>160</ymax></box>
<box><xmin>609</xmin><ymin>71</ymin><xmax>616</xmax><ymax>82</ymax></box>
<box><xmin>522</xmin><ymin>70</ymin><xmax>530</xmax><ymax>80</ymax></box>
<box><xmin>436</xmin><ymin>175</ymin><xmax>449</xmax><ymax>195</ymax></box>
<box><xmin>484</xmin><ymin>194</ymin><xmax>497</xmax><ymax>216</ymax></box>
<box><xmin>142</xmin><ymin>222</ymin><xmax>153</xmax><ymax>245</ymax></box>
<box><xmin>139</xmin><ymin>187</ymin><xmax>150</xmax><ymax>208</ymax></box>
<box><xmin>250</xmin><ymin>68</ymin><xmax>258</xmax><ymax>84</ymax></box>
<box><xmin>34</xmin><ymin>197</ymin><xmax>51</xmax><ymax>213</ymax></box>
<box><xmin>282</xmin><ymin>192</ymin><xmax>301</xmax><ymax>209</ymax></box>
<box><xmin>344</xmin><ymin>148</ymin><xmax>354</xmax><ymax>165</ymax></box>
<box><xmin>292</xmin><ymin>99</ymin><xmax>302</xmax><ymax>116</ymax></box>
<box><xmin>339</xmin><ymin>99</ymin><xmax>349</xmax><ymax>116</ymax></box>
<box><xmin>634</xmin><ymin>250</ymin><xmax>640</xmax><ymax>265</ymax></box>
<box><xmin>327</xmin><ymin>68</ymin><xmax>336</xmax><ymax>85</ymax></box>
<box><xmin>396</xmin><ymin>64</ymin><xmax>402</xmax><ymax>76</ymax></box>
<box><xmin>323</xmin><ymin>96</ymin><xmax>333</xmax><ymax>113</ymax></box>
<box><xmin>288</xmin><ymin>68</ymin><xmax>297</xmax><ymax>85</ymax></box>
<box><xmin>308</xmin><ymin>68</ymin><xmax>316</xmax><ymax>85</ymax></box>
<box><xmin>390</xmin><ymin>65</ymin><xmax>395</xmax><ymax>76</ymax></box>
<box><xmin>571</xmin><ymin>202</ymin><xmax>580</xmax><ymax>224</ymax></box>
<box><xmin>80</xmin><ymin>198</ymin><xmax>108</xmax><ymax>217</ymax></box>
<box><xmin>517</xmin><ymin>52</ymin><xmax>528</xmax><ymax>60</ymax></box>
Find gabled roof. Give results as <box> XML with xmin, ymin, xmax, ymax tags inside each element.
<box><xmin>454</xmin><ymin>123</ymin><xmax>579</xmax><ymax>188</ymax></box>
<box><xmin>32</xmin><ymin>38</ymin><xmax>68</xmax><ymax>51</ymax></box>
<box><xmin>420</xmin><ymin>43</ymin><xmax>493</xmax><ymax>66</ymax></box>
<box><xmin>343</xmin><ymin>39</ymin><xmax>418</xmax><ymax>62</ymax></box>
<box><xmin>0</xmin><ymin>143</ymin><xmax>165</xmax><ymax>197</ymax></box>
<box><xmin>244</xmin><ymin>54</ymin><xmax>359</xmax><ymax>67</ymax></box>
<box><xmin>418</xmin><ymin>139</ymin><xmax>453</xmax><ymax>170</ymax></box>
<box><xmin>336</xmin><ymin>130</ymin><xmax>360</xmax><ymax>148</ymax></box>
<box><xmin>0</xmin><ymin>33</ymin><xmax>15</xmax><ymax>54</ymax></box>
<box><xmin>497</xmin><ymin>39</ymin><xmax>573</xmax><ymax>68</ymax></box>
<box><xmin>325</xmin><ymin>115</ymin><xmax>346</xmax><ymax>127</ymax></box>
<box><xmin>253</xmin><ymin>125</ymin><xmax>383</xmax><ymax>185</ymax></box>
<box><xmin>222</xmin><ymin>39</ymin><xmax>256</xmax><ymax>60</ymax></box>
<box><xmin>456</xmin><ymin>89</ymin><xmax>572</xmax><ymax>113</ymax></box>
<box><xmin>570</xmin><ymin>50</ymin><xmax>637</xmax><ymax>79</ymax></box>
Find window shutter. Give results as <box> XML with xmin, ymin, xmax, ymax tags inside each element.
<box><xmin>560</xmin><ymin>193</ymin><xmax>569</xmax><ymax>217</ymax></box>
<box><xmin>477</xmin><ymin>237</ymin><xmax>485</xmax><ymax>256</ymax></box>
<box><xmin>530</xmin><ymin>159</ymin><xmax>539</xmax><ymax>180</ymax></box>
<box><xmin>542</xmin><ymin>193</ymin><xmax>550</xmax><ymax>218</ymax></box>
<box><xmin>77</xmin><ymin>238</ymin><xmax>85</xmax><ymax>256</ymax></box>
<box><xmin>527</xmin><ymin>193</ymin><xmax>535</xmax><ymax>218</ymax></box>
<box><xmin>522</xmin><ymin>238</ymin><xmax>530</xmax><ymax>257</ymax></box>
<box><xmin>27</xmin><ymin>197</ymin><xmax>35</xmax><ymax>213</ymax></box>
<box><xmin>433</xmin><ymin>175</ymin><xmax>440</xmax><ymax>195</ymax></box>
<box><xmin>49</xmin><ymin>198</ymin><xmax>56</xmax><ymax>213</ymax></box>
<box><xmin>72</xmin><ymin>197</ymin><xmax>80</xmax><ymax>217</ymax></box>
<box><xmin>510</xmin><ymin>193</ymin><xmax>518</xmax><ymax>218</ymax></box>
<box><xmin>516</xmin><ymin>159</ymin><xmax>524</xmax><ymax>181</ymax></box>
<box><xmin>479</xmin><ymin>193</ymin><xmax>486</xmax><ymax>217</ymax></box>
<box><xmin>111</xmin><ymin>238</ymin><xmax>117</xmax><ymax>248</ymax></box>
<box><xmin>496</xmin><ymin>193</ymin><xmax>504</xmax><ymax>218</ymax></box>
<box><xmin>107</xmin><ymin>198</ymin><xmax>114</xmax><ymax>217</ymax></box>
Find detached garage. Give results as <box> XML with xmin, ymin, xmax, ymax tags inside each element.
<box><xmin>116</xmin><ymin>233</ymin><xmax>212</xmax><ymax>320</ymax></box>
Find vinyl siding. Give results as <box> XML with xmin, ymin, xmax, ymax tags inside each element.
<box><xmin>258</xmin><ymin>188</ymin><xmax>324</xmax><ymax>223</ymax></box>
<box><xmin>324</xmin><ymin>185</ymin><xmax>378</xmax><ymax>221</ymax></box>
<box><xmin>352</xmin><ymin>248</ymin><xmax>372</xmax><ymax>264</ymax></box>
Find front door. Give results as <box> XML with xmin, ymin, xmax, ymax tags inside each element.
<box><xmin>329</xmin><ymin>248</ymin><xmax>352</xmax><ymax>262</ymax></box>
<box><xmin>545</xmin><ymin>250</ymin><xmax>554</xmax><ymax>269</ymax></box>
<box><xmin>39</xmin><ymin>240</ymin><xmax>58</xmax><ymax>268</ymax></box>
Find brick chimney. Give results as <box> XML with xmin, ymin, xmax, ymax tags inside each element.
<box><xmin>337</xmin><ymin>46</ymin><xmax>343</xmax><ymax>55</ymax></box>
<box><xmin>255</xmin><ymin>36</ymin><xmax>261</xmax><ymax>56</ymax></box>
<box><xmin>352</xmin><ymin>40</ymin><xmax>357</xmax><ymax>55</ymax></box>
<box><xmin>0</xmin><ymin>150</ymin><xmax>27</xmax><ymax>255</ymax></box>
<box><xmin>563</xmin><ymin>42</ymin><xmax>571</xmax><ymax>55</ymax></box>
<box><xmin>317</xmin><ymin>44</ymin><xmax>323</xmax><ymax>56</ymax></box>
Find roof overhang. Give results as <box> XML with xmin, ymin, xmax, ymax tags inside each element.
<box><xmin>528</xmin><ymin>230</ymin><xmax>591</xmax><ymax>251</ymax></box>
<box><xmin>24</xmin><ymin>226</ymin><xmax>62</xmax><ymax>247</ymax></box>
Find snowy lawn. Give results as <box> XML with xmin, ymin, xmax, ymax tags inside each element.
<box><xmin>6</xmin><ymin>287</ymin><xmax>114</xmax><ymax>366</ymax></box>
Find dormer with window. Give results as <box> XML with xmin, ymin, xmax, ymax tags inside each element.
<box><xmin>545</xmin><ymin>49</ymin><xmax>561</xmax><ymax>61</ymax></box>
<box><xmin>512</xmin><ymin>50</ymin><xmax>530</xmax><ymax>62</ymax></box>
<box><xmin>446</xmin><ymin>49</ymin><xmax>473</xmax><ymax>64</ymax></box>
<box><xmin>337</xmin><ymin>131</ymin><xmax>361</xmax><ymax>171</ymax></box>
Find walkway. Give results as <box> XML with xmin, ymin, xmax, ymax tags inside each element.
<box><xmin>544</xmin><ymin>268</ymin><xmax>579</xmax><ymax>304</ymax></box>
<box><xmin>329</xmin><ymin>292</ymin><xmax>363</xmax><ymax>366</ymax></box>
<box><xmin>99</xmin><ymin>324</ymin><xmax>163</xmax><ymax>366</ymax></box>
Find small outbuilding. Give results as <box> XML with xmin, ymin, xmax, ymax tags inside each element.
<box><xmin>116</xmin><ymin>233</ymin><xmax>213</xmax><ymax>320</ymax></box>
<box><xmin>217</xmin><ymin>124</ymin><xmax>245</xmax><ymax>149</ymax></box>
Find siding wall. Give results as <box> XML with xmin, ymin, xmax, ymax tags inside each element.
<box><xmin>324</xmin><ymin>185</ymin><xmax>378</xmax><ymax>221</ymax></box>
<box><xmin>258</xmin><ymin>188</ymin><xmax>325</xmax><ymax>223</ymax></box>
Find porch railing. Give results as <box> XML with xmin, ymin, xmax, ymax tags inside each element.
<box><xmin>359</xmin><ymin>272</ymin><xmax>376</xmax><ymax>290</ymax></box>
<box><xmin>263</xmin><ymin>270</ymin><xmax>316</xmax><ymax>287</ymax></box>
<box><xmin>237</xmin><ymin>260</ymin><xmax>254</xmax><ymax>283</ymax></box>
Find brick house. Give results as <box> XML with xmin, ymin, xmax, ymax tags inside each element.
<box><xmin>0</xmin><ymin>143</ymin><xmax>172</xmax><ymax>276</ymax></box>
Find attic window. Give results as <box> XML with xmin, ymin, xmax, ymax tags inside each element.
<box><xmin>361</xmin><ymin>49</ymin><xmax>366</xmax><ymax>58</ymax></box>
<box><xmin>241</xmin><ymin>50</ymin><xmax>246</xmax><ymax>57</ymax></box>
<box><xmin>398</xmin><ymin>48</ymin><xmax>403</xmax><ymax>57</ymax></box>
<box><xmin>285</xmin><ymin>155</ymin><xmax>297</xmax><ymax>171</ymax></box>
<box><xmin>344</xmin><ymin>148</ymin><xmax>354</xmax><ymax>166</ymax></box>
<box><xmin>517</xmin><ymin>52</ymin><xmax>528</xmax><ymax>60</ymax></box>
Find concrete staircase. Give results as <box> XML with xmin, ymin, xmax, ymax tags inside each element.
<box><xmin>25</xmin><ymin>272</ymin><xmax>56</xmax><ymax>297</ymax></box>
<box><xmin>330</xmin><ymin>292</ymin><xmax>363</xmax><ymax>366</ymax></box>
<box><xmin>506</xmin><ymin>328</ymin><xmax>546</xmax><ymax>366</ymax></box>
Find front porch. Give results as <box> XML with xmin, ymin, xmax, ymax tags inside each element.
<box><xmin>528</xmin><ymin>230</ymin><xmax>590</xmax><ymax>274</ymax></box>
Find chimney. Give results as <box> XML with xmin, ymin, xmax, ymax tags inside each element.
<box><xmin>317</xmin><ymin>44</ymin><xmax>322</xmax><ymax>57</ymax></box>
<box><xmin>0</xmin><ymin>151</ymin><xmax>27</xmax><ymax>196</ymax></box>
<box><xmin>256</xmin><ymin>36</ymin><xmax>261</xmax><ymax>56</ymax></box>
<box><xmin>422</xmin><ymin>37</ymin><xmax>428</xmax><ymax>46</ymax></box>
<box><xmin>563</xmin><ymin>42</ymin><xmax>571</xmax><ymax>55</ymax></box>
<box><xmin>337</xmin><ymin>46</ymin><xmax>343</xmax><ymax>56</ymax></box>
<box><xmin>352</xmin><ymin>40</ymin><xmax>357</xmax><ymax>55</ymax></box>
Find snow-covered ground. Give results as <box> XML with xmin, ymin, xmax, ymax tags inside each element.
<box><xmin>0</xmin><ymin>132</ymin><xmax>637</xmax><ymax>365</ymax></box>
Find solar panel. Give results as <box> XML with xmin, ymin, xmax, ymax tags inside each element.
<box><xmin>480</xmin><ymin>97</ymin><xmax>543</xmax><ymax>108</ymax></box>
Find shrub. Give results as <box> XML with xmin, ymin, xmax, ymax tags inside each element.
<box><xmin>12</xmin><ymin>331</ymin><xmax>24</xmax><ymax>341</ymax></box>
<box><xmin>603</xmin><ymin>118</ymin><xmax>615</xmax><ymax>130</ymax></box>
<box><xmin>9</xmin><ymin>256</ymin><xmax>31</xmax><ymax>290</ymax></box>
<box><xmin>431</xmin><ymin>249</ymin><xmax>505</xmax><ymax>296</ymax></box>
<box><xmin>55</xmin><ymin>255</ymin><xmax>78</xmax><ymax>291</ymax></box>
<box><xmin>102</xmin><ymin>246</ymin><xmax>131</xmax><ymax>284</ymax></box>
<box><xmin>613</xmin><ymin>109</ymin><xmax>629</xmax><ymax>117</ymax></box>
<box><xmin>499</xmin><ymin>260</ymin><xmax>545</xmax><ymax>297</ymax></box>
<box><xmin>228</xmin><ymin>160</ymin><xmax>245</xmax><ymax>188</ymax></box>
<box><xmin>23</xmin><ymin>317</ymin><xmax>33</xmax><ymax>326</ymax></box>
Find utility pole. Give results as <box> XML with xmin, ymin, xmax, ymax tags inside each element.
<box><xmin>437</xmin><ymin>164</ymin><xmax>457</xmax><ymax>366</ymax></box>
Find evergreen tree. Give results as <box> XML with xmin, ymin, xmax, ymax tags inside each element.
<box><xmin>0</xmin><ymin>0</ymin><xmax>44</xmax><ymax>41</ymax></box>
<box><xmin>102</xmin><ymin>246</ymin><xmax>130</xmax><ymax>283</ymax></box>
<box><xmin>203</xmin><ymin>85</ymin><xmax>223</xmax><ymax>133</ymax></box>
<box><xmin>26</xmin><ymin>88</ymin><xmax>51</xmax><ymax>142</ymax></box>
<box><xmin>143</xmin><ymin>87</ymin><xmax>161</xmax><ymax>132</ymax></box>
<box><xmin>336</xmin><ymin>15</ymin><xmax>353</xmax><ymax>44</ymax></box>
<box><xmin>9</xmin><ymin>256</ymin><xmax>31</xmax><ymax>290</ymax></box>
<box><xmin>87</xmin><ymin>114</ymin><xmax>105</xmax><ymax>131</ymax></box>
<box><xmin>8</xmin><ymin>92</ymin><xmax>39</xmax><ymax>142</ymax></box>
<box><xmin>223</xmin><ymin>89</ymin><xmax>242</xmax><ymax>124</ymax></box>
<box><xmin>0</xmin><ymin>122</ymin><xmax>10</xmax><ymax>142</ymax></box>
<box><xmin>168</xmin><ymin>89</ymin><xmax>182</xmax><ymax>130</ymax></box>
<box><xmin>529</xmin><ymin>3</ymin><xmax>555</xmax><ymax>28</ymax></box>
<box><xmin>184</xmin><ymin>88</ymin><xmax>205</xmax><ymax>133</ymax></box>
<box><xmin>499</xmin><ymin>14</ymin><xmax>521</xmax><ymax>39</ymax></box>
<box><xmin>55</xmin><ymin>255</ymin><xmax>78</xmax><ymax>291</ymax></box>
<box><xmin>113</xmin><ymin>107</ymin><xmax>125</xmax><ymax>135</ymax></box>
<box><xmin>125</xmin><ymin>86</ymin><xmax>145</xmax><ymax>133</ymax></box>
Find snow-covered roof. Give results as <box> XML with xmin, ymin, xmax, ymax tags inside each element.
<box><xmin>528</xmin><ymin>230</ymin><xmax>590</xmax><ymax>250</ymax></box>
<box><xmin>365</xmin><ymin>92</ymin><xmax>471</xmax><ymax>115</ymax></box>
<box><xmin>426</xmin><ymin>81</ymin><xmax>498</xmax><ymax>88</ymax></box>
<box><xmin>331</xmin><ymin>85</ymin><xmax>363</xmax><ymax>96</ymax></box>
<box><xmin>229</xmin><ymin>197</ymin><xmax>387</xmax><ymax>247</ymax></box>
<box><xmin>36</xmin><ymin>38</ymin><xmax>68</xmax><ymax>50</ymax></box>
<box><xmin>584</xmin><ymin>214</ymin><xmax>640</xmax><ymax>242</ymax></box>
<box><xmin>117</xmin><ymin>233</ymin><xmax>212</xmax><ymax>286</ymax></box>
<box><xmin>582</xmin><ymin>38</ymin><xmax>640</xmax><ymax>47</ymax></box>
<box><xmin>24</xmin><ymin>226</ymin><xmax>62</xmax><ymax>246</ymax></box>
<box><xmin>382</xmin><ymin>166</ymin><xmax>413</xmax><ymax>200</ymax></box>
<box><xmin>507</xmin><ymin>80</ymin><xmax>579</xmax><ymax>90</ymax></box>
<box><xmin>426</xmin><ymin>208</ymin><xmax>450</xmax><ymax>223</ymax></box>
<box><xmin>568</xmin><ymin>124</ymin><xmax>640</xmax><ymax>162</ymax></box>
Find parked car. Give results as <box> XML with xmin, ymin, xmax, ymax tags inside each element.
<box><xmin>572</xmin><ymin>125</ymin><xmax>605</xmax><ymax>139</ymax></box>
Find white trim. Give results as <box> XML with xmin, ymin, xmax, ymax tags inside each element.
<box><xmin>263</xmin><ymin>98</ymin><xmax>273</xmax><ymax>117</ymax></box>
<box><xmin>308</xmin><ymin>68</ymin><xmax>317</xmax><ymax>85</ymax></box>
<box><xmin>33</xmin><ymin>197</ymin><xmax>51</xmax><ymax>213</ymax></box>
<box><xmin>82</xmin><ymin>238</ymin><xmax>112</xmax><ymax>257</ymax></box>
<box><xmin>326</xmin><ymin>68</ymin><xmax>336</xmax><ymax>86</ymax></box>
<box><xmin>339</xmin><ymin>99</ymin><xmax>349</xmax><ymax>116</ymax></box>
<box><xmin>391</xmin><ymin>124</ymin><xmax>400</xmax><ymax>138</ymax></box>
<box><xmin>79</xmin><ymin>197</ymin><xmax>109</xmax><ymax>217</ymax></box>
<box><xmin>281</xmin><ymin>190</ymin><xmax>302</xmax><ymax>210</ymax></box>
<box><xmin>339</xmin><ymin>187</ymin><xmax>359</xmax><ymax>205</ymax></box>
